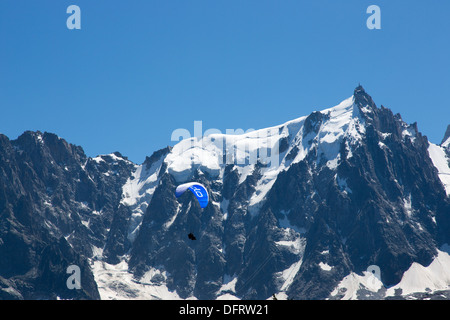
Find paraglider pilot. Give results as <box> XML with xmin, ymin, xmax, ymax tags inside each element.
<box><xmin>188</xmin><ymin>233</ymin><xmax>197</xmax><ymax>240</ymax></box>
<box><xmin>175</xmin><ymin>182</ymin><xmax>208</xmax><ymax>242</ymax></box>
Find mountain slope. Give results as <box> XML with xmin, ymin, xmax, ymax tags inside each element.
<box><xmin>1</xmin><ymin>86</ymin><xmax>449</xmax><ymax>300</ymax></box>
<box><xmin>100</xmin><ymin>86</ymin><xmax>450</xmax><ymax>300</ymax></box>
<box><xmin>0</xmin><ymin>132</ymin><xmax>135</xmax><ymax>299</ymax></box>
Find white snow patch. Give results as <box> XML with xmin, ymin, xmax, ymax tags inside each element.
<box><xmin>216</xmin><ymin>293</ymin><xmax>240</xmax><ymax>300</ymax></box>
<box><xmin>216</xmin><ymin>275</ymin><xmax>240</xmax><ymax>300</ymax></box>
<box><xmin>315</xmin><ymin>96</ymin><xmax>365</xmax><ymax>169</ymax></box>
<box><xmin>219</xmin><ymin>275</ymin><xmax>237</xmax><ymax>292</ymax></box>
<box><xmin>81</xmin><ymin>219</ymin><xmax>90</xmax><ymax>229</ymax></box>
<box><xmin>403</xmin><ymin>194</ymin><xmax>413</xmax><ymax>217</ymax></box>
<box><xmin>330</xmin><ymin>270</ymin><xmax>384</xmax><ymax>300</ymax></box>
<box><xmin>402</xmin><ymin>126</ymin><xmax>417</xmax><ymax>142</ymax></box>
<box><xmin>92</xmin><ymin>156</ymin><xmax>105</xmax><ymax>164</ymax></box>
<box><xmin>91</xmin><ymin>259</ymin><xmax>184</xmax><ymax>300</ymax></box>
<box><xmin>91</xmin><ymin>246</ymin><xmax>103</xmax><ymax>259</ymax></box>
<box><xmin>331</xmin><ymin>247</ymin><xmax>450</xmax><ymax>300</ymax></box>
<box><xmin>275</xmin><ymin>236</ymin><xmax>305</xmax><ymax>256</ymax></box>
<box><xmin>386</xmin><ymin>249</ymin><xmax>450</xmax><ymax>297</ymax></box>
<box><xmin>278</xmin><ymin>259</ymin><xmax>303</xmax><ymax>292</ymax></box>
<box><xmin>319</xmin><ymin>262</ymin><xmax>332</xmax><ymax>271</ymax></box>
<box><xmin>428</xmin><ymin>142</ymin><xmax>450</xmax><ymax>196</ymax></box>
<box><xmin>36</xmin><ymin>133</ymin><xmax>44</xmax><ymax>144</ymax></box>
<box><xmin>121</xmin><ymin>157</ymin><xmax>164</xmax><ymax>242</ymax></box>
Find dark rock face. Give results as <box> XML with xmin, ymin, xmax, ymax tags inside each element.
<box><xmin>281</xmin><ymin>88</ymin><xmax>450</xmax><ymax>299</ymax></box>
<box><xmin>0</xmin><ymin>87</ymin><xmax>449</xmax><ymax>300</ymax></box>
<box><xmin>0</xmin><ymin>131</ymin><xmax>135</xmax><ymax>299</ymax></box>
<box><xmin>124</xmin><ymin>87</ymin><xmax>449</xmax><ymax>300</ymax></box>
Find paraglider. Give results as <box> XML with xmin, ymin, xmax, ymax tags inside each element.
<box><xmin>175</xmin><ymin>182</ymin><xmax>209</xmax><ymax>208</ymax></box>
<box><xmin>175</xmin><ymin>182</ymin><xmax>208</xmax><ymax>241</ymax></box>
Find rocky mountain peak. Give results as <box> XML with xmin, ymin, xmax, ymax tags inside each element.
<box><xmin>353</xmin><ymin>84</ymin><xmax>377</xmax><ymax>112</ymax></box>
<box><xmin>1</xmin><ymin>88</ymin><xmax>449</xmax><ymax>300</ymax></box>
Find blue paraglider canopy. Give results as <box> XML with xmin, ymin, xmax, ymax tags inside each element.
<box><xmin>175</xmin><ymin>182</ymin><xmax>209</xmax><ymax>208</ymax></box>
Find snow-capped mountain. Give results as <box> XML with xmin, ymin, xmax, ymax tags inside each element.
<box><xmin>0</xmin><ymin>132</ymin><xmax>135</xmax><ymax>299</ymax></box>
<box><xmin>1</xmin><ymin>86</ymin><xmax>449</xmax><ymax>300</ymax></box>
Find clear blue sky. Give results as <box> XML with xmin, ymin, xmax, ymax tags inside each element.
<box><xmin>1</xmin><ymin>0</ymin><xmax>449</xmax><ymax>163</ymax></box>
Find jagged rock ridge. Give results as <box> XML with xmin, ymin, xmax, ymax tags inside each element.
<box><xmin>1</xmin><ymin>87</ymin><xmax>449</xmax><ymax>300</ymax></box>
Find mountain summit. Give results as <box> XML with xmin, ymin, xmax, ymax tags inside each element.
<box><xmin>1</xmin><ymin>87</ymin><xmax>449</xmax><ymax>300</ymax></box>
